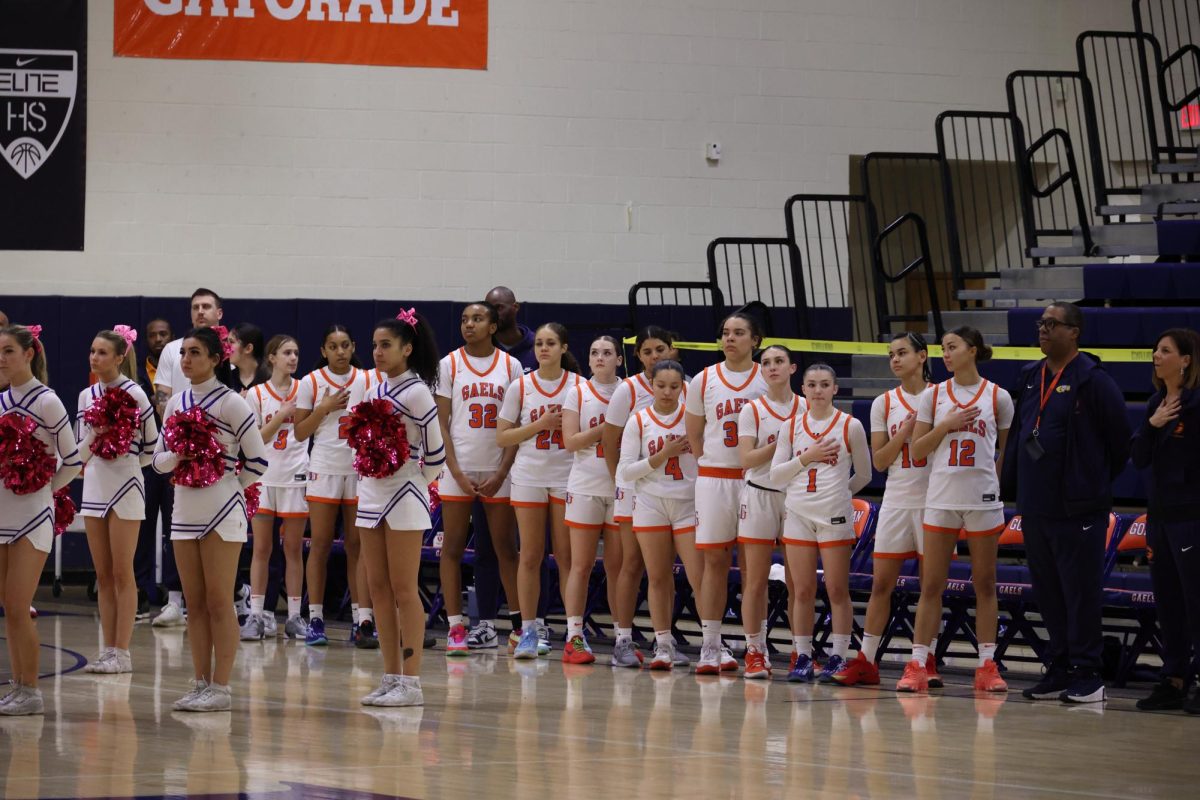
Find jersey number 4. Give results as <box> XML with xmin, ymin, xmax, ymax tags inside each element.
<box><xmin>468</xmin><ymin>403</ymin><xmax>498</xmax><ymax>429</ymax></box>
<box><xmin>948</xmin><ymin>438</ymin><xmax>976</xmax><ymax>467</ymax></box>
<box><xmin>664</xmin><ymin>456</ymin><xmax>684</xmax><ymax>480</ymax></box>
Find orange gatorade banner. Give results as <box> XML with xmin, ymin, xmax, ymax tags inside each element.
<box><xmin>113</xmin><ymin>0</ymin><xmax>488</xmax><ymax>70</ymax></box>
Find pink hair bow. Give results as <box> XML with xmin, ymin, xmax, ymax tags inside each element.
<box><xmin>211</xmin><ymin>325</ymin><xmax>236</xmax><ymax>361</ymax></box>
<box><xmin>26</xmin><ymin>324</ymin><xmax>42</xmax><ymax>341</ymax></box>
<box><xmin>113</xmin><ymin>324</ymin><xmax>138</xmax><ymax>350</ymax></box>
<box><xmin>395</xmin><ymin>308</ymin><xmax>418</xmax><ymax>328</ymax></box>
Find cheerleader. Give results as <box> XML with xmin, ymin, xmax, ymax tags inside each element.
<box><xmin>356</xmin><ymin>311</ymin><xmax>444</xmax><ymax>708</ymax></box>
<box><xmin>76</xmin><ymin>326</ymin><xmax>158</xmax><ymax>674</ymax></box>
<box><xmin>617</xmin><ymin>360</ymin><xmax>696</xmax><ymax>669</ymax></box>
<box><xmin>898</xmin><ymin>327</ymin><xmax>1013</xmax><ymax>693</ymax></box>
<box><xmin>152</xmin><ymin>327</ymin><xmax>269</xmax><ymax>712</ymax></box>
<box><xmin>293</xmin><ymin>324</ymin><xmax>375</xmax><ymax>647</ymax></box>
<box><xmin>736</xmin><ymin>345</ymin><xmax>803</xmax><ymax>679</ymax></box>
<box><xmin>242</xmin><ymin>335</ymin><xmax>309</xmax><ymax>641</ymax></box>
<box><xmin>601</xmin><ymin>326</ymin><xmax>678</xmax><ymax>667</ymax></box>
<box><xmin>435</xmin><ymin>302</ymin><xmax>522</xmax><ymax>654</ymax></box>
<box><xmin>684</xmin><ymin>312</ymin><xmax>767</xmax><ymax>674</ymax></box>
<box><xmin>496</xmin><ymin>322</ymin><xmax>581</xmax><ymax>659</ymax></box>
<box><xmin>561</xmin><ymin>336</ymin><xmax>623</xmax><ymax>664</ymax></box>
<box><xmin>0</xmin><ymin>325</ymin><xmax>81</xmax><ymax>716</ymax></box>
<box><xmin>770</xmin><ymin>363</ymin><xmax>871</xmax><ymax>683</ymax></box>
<box><xmin>833</xmin><ymin>333</ymin><xmax>935</xmax><ymax>687</ymax></box>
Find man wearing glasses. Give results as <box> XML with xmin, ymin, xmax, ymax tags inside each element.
<box><xmin>1003</xmin><ymin>301</ymin><xmax>1130</xmax><ymax>704</ymax></box>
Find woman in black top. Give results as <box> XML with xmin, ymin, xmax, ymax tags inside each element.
<box><xmin>1132</xmin><ymin>327</ymin><xmax>1200</xmax><ymax>714</ymax></box>
<box><xmin>221</xmin><ymin>323</ymin><xmax>269</xmax><ymax>394</ymax></box>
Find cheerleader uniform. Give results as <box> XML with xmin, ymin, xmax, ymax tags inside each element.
<box><xmin>296</xmin><ymin>367</ymin><xmax>376</xmax><ymax>506</ymax></box>
<box><xmin>685</xmin><ymin>363</ymin><xmax>767</xmax><ymax>549</ymax></box>
<box><xmin>871</xmin><ymin>386</ymin><xmax>932</xmax><ymax>558</ymax></box>
<box><xmin>247</xmin><ymin>381</ymin><xmax>308</xmax><ymax>518</ymax></box>
<box><xmin>435</xmin><ymin>347</ymin><xmax>522</xmax><ymax>502</ymax></box>
<box><xmin>354</xmin><ymin>371</ymin><xmax>445</xmax><ymax>532</ymax></box>
<box><xmin>564</xmin><ymin>379</ymin><xmax>620</xmax><ymax>531</ymax></box>
<box><xmin>0</xmin><ymin>379</ymin><xmax>82</xmax><ymax>553</ymax></box>
<box><xmin>499</xmin><ymin>371</ymin><xmax>582</xmax><ymax>507</ymax></box>
<box><xmin>76</xmin><ymin>378</ymin><xmax>158</xmax><ymax>521</ymax></box>
<box><xmin>917</xmin><ymin>379</ymin><xmax>1014</xmax><ymax>538</ymax></box>
<box><xmin>618</xmin><ymin>404</ymin><xmax>698</xmax><ymax>534</ymax></box>
<box><xmin>771</xmin><ymin>409</ymin><xmax>870</xmax><ymax>548</ymax></box>
<box><xmin>736</xmin><ymin>394</ymin><xmax>804</xmax><ymax>544</ymax></box>
<box><xmin>152</xmin><ymin>377</ymin><xmax>269</xmax><ymax>542</ymax></box>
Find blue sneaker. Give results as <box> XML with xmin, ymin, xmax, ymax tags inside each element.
<box><xmin>817</xmin><ymin>654</ymin><xmax>847</xmax><ymax>684</ymax></box>
<box><xmin>787</xmin><ymin>653</ymin><xmax>816</xmax><ymax>683</ymax></box>
<box><xmin>306</xmin><ymin>618</ymin><xmax>328</xmax><ymax>647</ymax></box>
<box><xmin>514</xmin><ymin>626</ymin><xmax>540</xmax><ymax>660</ymax></box>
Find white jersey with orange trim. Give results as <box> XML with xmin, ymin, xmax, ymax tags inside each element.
<box><xmin>295</xmin><ymin>367</ymin><xmax>377</xmax><ymax>476</ymax></box>
<box><xmin>498</xmin><ymin>370</ymin><xmax>582</xmax><ymax>489</ymax></box>
<box><xmin>737</xmin><ymin>393</ymin><xmax>805</xmax><ymax>490</ymax></box>
<box><xmin>870</xmin><ymin>386</ymin><xmax>932</xmax><ymax>510</ymax></box>
<box><xmin>436</xmin><ymin>348</ymin><xmax>523</xmax><ymax>472</ymax></box>
<box><xmin>247</xmin><ymin>380</ymin><xmax>308</xmax><ymax>489</ymax></box>
<box><xmin>774</xmin><ymin>409</ymin><xmax>859</xmax><ymax>523</ymax></box>
<box><xmin>617</xmin><ymin>405</ymin><xmax>697</xmax><ymax>500</ymax></box>
<box><xmin>608</xmin><ymin>372</ymin><xmax>687</xmax><ymax>490</ymax></box>
<box><xmin>684</xmin><ymin>362</ymin><xmax>767</xmax><ymax>474</ymax></box>
<box><xmin>565</xmin><ymin>378</ymin><xmax>619</xmax><ymax>497</ymax></box>
<box><xmin>917</xmin><ymin>378</ymin><xmax>1014</xmax><ymax>511</ymax></box>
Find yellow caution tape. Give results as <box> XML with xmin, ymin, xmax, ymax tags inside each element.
<box><xmin>623</xmin><ymin>336</ymin><xmax>1154</xmax><ymax>363</ymax></box>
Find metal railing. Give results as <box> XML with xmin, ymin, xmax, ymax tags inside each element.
<box><xmin>626</xmin><ymin>280</ymin><xmax>725</xmax><ymax>343</ymax></box>
<box><xmin>1135</xmin><ymin>0</ymin><xmax>1200</xmax><ymax>144</ymax></box>
<box><xmin>705</xmin><ymin>236</ymin><xmax>803</xmax><ymax>338</ymax></box>
<box><xmin>1021</xmin><ymin>127</ymin><xmax>1096</xmax><ymax>256</ymax></box>
<box><xmin>871</xmin><ymin>213</ymin><xmax>945</xmax><ymax>341</ymax></box>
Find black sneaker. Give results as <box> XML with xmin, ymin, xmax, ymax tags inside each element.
<box><xmin>354</xmin><ymin>619</ymin><xmax>380</xmax><ymax>650</ymax></box>
<box><xmin>1184</xmin><ymin>686</ymin><xmax>1200</xmax><ymax>716</ymax></box>
<box><xmin>1022</xmin><ymin>665</ymin><xmax>1072</xmax><ymax>700</ymax></box>
<box><xmin>1136</xmin><ymin>679</ymin><xmax>1187</xmax><ymax>711</ymax></box>
<box><xmin>1059</xmin><ymin>670</ymin><xmax>1106</xmax><ymax>704</ymax></box>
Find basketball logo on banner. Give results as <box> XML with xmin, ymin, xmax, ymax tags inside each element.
<box><xmin>0</xmin><ymin>49</ymin><xmax>78</xmax><ymax>180</ymax></box>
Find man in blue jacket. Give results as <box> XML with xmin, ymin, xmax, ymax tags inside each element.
<box><xmin>1002</xmin><ymin>302</ymin><xmax>1131</xmax><ymax>703</ymax></box>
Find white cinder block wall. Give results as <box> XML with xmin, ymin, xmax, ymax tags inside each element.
<box><xmin>8</xmin><ymin>0</ymin><xmax>1133</xmax><ymax>303</ymax></box>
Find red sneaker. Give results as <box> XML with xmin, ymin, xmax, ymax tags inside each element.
<box><xmin>562</xmin><ymin>635</ymin><xmax>596</xmax><ymax>665</ymax></box>
<box><xmin>743</xmin><ymin>648</ymin><xmax>771</xmax><ymax>680</ymax></box>
<box><xmin>446</xmin><ymin>624</ymin><xmax>469</xmax><ymax>657</ymax></box>
<box><xmin>974</xmin><ymin>659</ymin><xmax>1008</xmax><ymax>693</ymax></box>
<box><xmin>832</xmin><ymin>651</ymin><xmax>880</xmax><ymax>686</ymax></box>
<box><xmin>789</xmin><ymin>650</ymin><xmax>798</xmax><ymax>673</ymax></box>
<box><xmin>925</xmin><ymin>652</ymin><xmax>943</xmax><ymax>688</ymax></box>
<box><xmin>896</xmin><ymin>659</ymin><xmax>929</xmax><ymax>693</ymax></box>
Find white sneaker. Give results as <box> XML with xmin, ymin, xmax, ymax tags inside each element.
<box><xmin>262</xmin><ymin>614</ymin><xmax>278</xmax><ymax>638</ymax></box>
<box><xmin>284</xmin><ymin>615</ymin><xmax>309</xmax><ymax>640</ymax></box>
<box><xmin>84</xmin><ymin>648</ymin><xmax>115</xmax><ymax>673</ymax></box>
<box><xmin>466</xmin><ymin>620</ymin><xmax>498</xmax><ymax>650</ymax></box>
<box><xmin>172</xmin><ymin>680</ymin><xmax>209</xmax><ymax>711</ymax></box>
<box><xmin>153</xmin><ymin>602</ymin><xmax>186</xmax><ymax>628</ymax></box>
<box><xmin>0</xmin><ymin>681</ymin><xmax>20</xmax><ymax>706</ymax></box>
<box><xmin>239</xmin><ymin>613</ymin><xmax>264</xmax><ymax>641</ymax></box>
<box><xmin>720</xmin><ymin>644</ymin><xmax>738</xmax><ymax>672</ymax></box>
<box><xmin>109</xmin><ymin>650</ymin><xmax>133</xmax><ymax>674</ymax></box>
<box><xmin>0</xmin><ymin>687</ymin><xmax>43</xmax><ymax>716</ymax></box>
<box><xmin>375</xmin><ymin>679</ymin><xmax>424</xmax><ymax>707</ymax></box>
<box><xmin>184</xmin><ymin>684</ymin><xmax>232</xmax><ymax>712</ymax></box>
<box><xmin>361</xmin><ymin>674</ymin><xmax>402</xmax><ymax>706</ymax></box>
<box><xmin>696</xmin><ymin>644</ymin><xmax>721</xmax><ymax>675</ymax></box>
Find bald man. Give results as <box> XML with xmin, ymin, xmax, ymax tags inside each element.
<box><xmin>485</xmin><ymin>286</ymin><xmax>536</xmax><ymax>372</ymax></box>
<box><xmin>0</xmin><ymin>310</ymin><xmax>9</xmax><ymax>327</ymax></box>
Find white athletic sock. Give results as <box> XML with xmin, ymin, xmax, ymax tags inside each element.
<box><xmin>448</xmin><ymin>614</ymin><xmax>464</xmax><ymax>629</ymax></box>
<box><xmin>929</xmin><ymin>634</ymin><xmax>939</xmax><ymax>653</ymax></box>
<box><xmin>760</xmin><ymin>619</ymin><xmax>768</xmax><ymax>638</ymax></box>
<box><xmin>535</xmin><ymin>616</ymin><xmax>545</xmax><ymax>626</ymax></box>
<box><xmin>830</xmin><ymin>634</ymin><xmax>851</xmax><ymax>659</ymax></box>
<box><xmin>978</xmin><ymin>643</ymin><xmax>997</xmax><ymax>667</ymax></box>
<box><xmin>616</xmin><ymin>626</ymin><xmax>633</xmax><ymax>644</ymax></box>
<box><xmin>860</xmin><ymin>633</ymin><xmax>880</xmax><ymax>663</ymax></box>
<box><xmin>168</xmin><ymin>591</ymin><xmax>183</xmax><ymax>607</ymax></box>
<box><xmin>310</xmin><ymin>604</ymin><xmax>324</xmax><ymax>622</ymax></box>
<box><xmin>655</xmin><ymin>629</ymin><xmax>673</xmax><ymax>646</ymax></box>
<box><xmin>522</xmin><ymin>619</ymin><xmax>536</xmax><ymax>633</ymax></box>
<box><xmin>360</xmin><ymin>607</ymin><xmax>374</xmax><ymax>623</ymax></box>
<box><xmin>912</xmin><ymin>643</ymin><xmax>930</xmax><ymax>664</ymax></box>
<box><xmin>701</xmin><ymin>619</ymin><xmax>721</xmax><ymax>648</ymax></box>
<box><xmin>287</xmin><ymin>597</ymin><xmax>301</xmax><ymax>618</ymax></box>
<box><xmin>250</xmin><ymin>595</ymin><xmax>265</xmax><ymax>616</ymax></box>
<box><xmin>351</xmin><ymin>603</ymin><xmax>361</xmax><ymax>624</ymax></box>
<box><xmin>747</xmin><ymin>632</ymin><xmax>766</xmax><ymax>651</ymax></box>
<box><xmin>794</xmin><ymin>635</ymin><xmax>813</xmax><ymax>658</ymax></box>
<box><xmin>567</xmin><ymin>616</ymin><xmax>584</xmax><ymax>640</ymax></box>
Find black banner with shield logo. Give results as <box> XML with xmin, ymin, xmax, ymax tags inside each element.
<box><xmin>0</xmin><ymin>0</ymin><xmax>86</xmax><ymax>251</ymax></box>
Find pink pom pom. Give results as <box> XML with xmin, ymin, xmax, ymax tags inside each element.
<box><xmin>83</xmin><ymin>387</ymin><xmax>141</xmax><ymax>460</ymax></box>
<box><xmin>427</xmin><ymin>480</ymin><xmax>440</xmax><ymax>513</ymax></box>
<box><xmin>344</xmin><ymin>399</ymin><xmax>409</xmax><ymax>479</ymax></box>
<box><xmin>0</xmin><ymin>414</ymin><xmax>55</xmax><ymax>495</ymax></box>
<box><xmin>53</xmin><ymin>487</ymin><xmax>76</xmax><ymax>535</ymax></box>
<box><xmin>244</xmin><ymin>482</ymin><xmax>261</xmax><ymax>519</ymax></box>
<box><xmin>162</xmin><ymin>407</ymin><xmax>225</xmax><ymax>488</ymax></box>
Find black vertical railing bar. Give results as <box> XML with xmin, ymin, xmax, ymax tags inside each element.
<box><xmin>1020</xmin><ymin>127</ymin><xmax>1096</xmax><ymax>256</ymax></box>
<box><xmin>871</xmin><ymin>212</ymin><xmax>945</xmax><ymax>340</ymax></box>
<box><xmin>627</xmin><ymin>280</ymin><xmax>725</xmax><ymax>343</ymax></box>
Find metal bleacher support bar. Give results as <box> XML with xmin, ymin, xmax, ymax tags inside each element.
<box><xmin>704</xmin><ymin>235</ymin><xmax>802</xmax><ymax>339</ymax></box>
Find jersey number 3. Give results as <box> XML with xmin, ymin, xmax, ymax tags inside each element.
<box><xmin>272</xmin><ymin>430</ymin><xmax>289</xmax><ymax>450</ymax></box>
